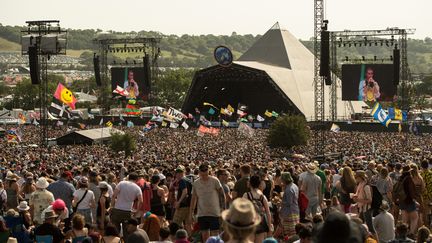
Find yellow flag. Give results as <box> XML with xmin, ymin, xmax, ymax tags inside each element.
<box><xmin>264</xmin><ymin>110</ymin><xmax>273</xmax><ymax>117</ymax></box>
<box><xmin>220</xmin><ymin>108</ymin><xmax>226</xmax><ymax>115</ymax></box>
<box><xmin>222</xmin><ymin>120</ymin><xmax>229</xmax><ymax>127</ymax></box>
<box><xmin>395</xmin><ymin>109</ymin><xmax>402</xmax><ymax>121</ymax></box>
<box><xmin>227</xmin><ymin>104</ymin><xmax>234</xmax><ymax>113</ymax></box>
<box><xmin>106</xmin><ymin>121</ymin><xmax>113</xmax><ymax>127</ymax></box>
<box><xmin>162</xmin><ymin>121</ymin><xmax>167</xmax><ymax>127</ymax></box>
<box><xmin>203</xmin><ymin>102</ymin><xmax>217</xmax><ymax>108</ymax></box>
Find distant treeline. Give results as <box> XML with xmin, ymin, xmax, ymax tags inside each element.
<box><xmin>1</xmin><ymin>23</ymin><xmax>431</xmax><ymax>73</ymax></box>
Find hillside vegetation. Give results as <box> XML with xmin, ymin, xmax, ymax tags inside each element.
<box><xmin>1</xmin><ymin>23</ymin><xmax>432</xmax><ymax>73</ymax></box>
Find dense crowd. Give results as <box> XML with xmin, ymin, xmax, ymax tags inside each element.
<box><xmin>0</xmin><ymin>125</ymin><xmax>431</xmax><ymax>243</ymax></box>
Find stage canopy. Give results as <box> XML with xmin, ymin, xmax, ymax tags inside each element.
<box><xmin>56</xmin><ymin>127</ymin><xmax>123</xmax><ymax>145</ymax></box>
<box><xmin>182</xmin><ymin>22</ymin><xmax>364</xmax><ymax>120</ymax></box>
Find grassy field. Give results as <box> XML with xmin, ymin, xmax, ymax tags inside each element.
<box><xmin>0</xmin><ymin>37</ymin><xmax>20</xmax><ymax>51</ymax></box>
<box><xmin>66</xmin><ymin>49</ymin><xmax>92</xmax><ymax>58</ymax></box>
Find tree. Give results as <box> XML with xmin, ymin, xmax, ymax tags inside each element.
<box><xmin>110</xmin><ymin>132</ymin><xmax>136</xmax><ymax>158</ymax></box>
<box><xmin>267</xmin><ymin>115</ymin><xmax>310</xmax><ymax>149</ymax></box>
<box><xmin>151</xmin><ymin>68</ymin><xmax>195</xmax><ymax>107</ymax></box>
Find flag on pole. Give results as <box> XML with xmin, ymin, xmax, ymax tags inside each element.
<box><xmin>398</xmin><ymin>122</ymin><xmax>402</xmax><ymax>133</ymax></box>
<box><xmin>188</xmin><ymin>113</ymin><xmax>194</xmax><ymax>119</ymax></box>
<box><xmin>222</xmin><ymin>120</ymin><xmax>229</xmax><ymax>127</ymax></box>
<box><xmin>272</xmin><ymin>111</ymin><xmax>279</xmax><ymax>118</ymax></box>
<box><xmin>119</xmin><ymin>114</ymin><xmax>125</xmax><ymax>121</ymax></box>
<box><xmin>203</xmin><ymin>102</ymin><xmax>217</xmax><ymax>109</ymax></box>
<box><xmin>371</xmin><ymin>103</ymin><xmax>392</xmax><ymax>127</ymax></box>
<box><xmin>247</xmin><ymin>115</ymin><xmax>254</xmax><ymax>122</ymax></box>
<box><xmin>33</xmin><ymin>119</ymin><xmax>39</xmax><ymax>126</ymax></box>
<box><xmin>99</xmin><ymin>118</ymin><xmax>104</xmax><ymax>125</ymax></box>
<box><xmin>208</xmin><ymin>107</ymin><xmax>216</xmax><ymax>115</ymax></box>
<box><xmin>48</xmin><ymin>101</ymin><xmax>71</xmax><ymax>119</ymax></box>
<box><xmin>18</xmin><ymin>113</ymin><xmax>26</xmax><ymax>124</ymax></box>
<box><xmin>113</xmin><ymin>85</ymin><xmax>129</xmax><ymax>97</ymax></box>
<box><xmin>54</xmin><ymin>83</ymin><xmax>77</xmax><ymax>109</ymax></box>
<box><xmin>162</xmin><ymin>121</ymin><xmax>167</xmax><ymax>127</ymax></box>
<box><xmin>388</xmin><ymin>108</ymin><xmax>407</xmax><ymax>121</ymax></box>
<box><xmin>127</xmin><ymin>121</ymin><xmax>134</xmax><ymax>128</ymax></box>
<box><xmin>170</xmin><ymin>122</ymin><xmax>179</xmax><ymax>129</ymax></box>
<box><xmin>264</xmin><ymin>110</ymin><xmax>273</xmax><ymax>117</ymax></box>
<box><xmin>257</xmin><ymin>115</ymin><xmax>265</xmax><ymax>122</ymax></box>
<box><xmin>330</xmin><ymin>123</ymin><xmax>340</xmax><ymax>133</ymax></box>
<box><xmin>106</xmin><ymin>121</ymin><xmax>113</xmax><ymax>127</ymax></box>
<box><xmin>181</xmin><ymin>122</ymin><xmax>189</xmax><ymax>130</ymax></box>
<box><xmin>237</xmin><ymin>110</ymin><xmax>247</xmax><ymax>118</ymax></box>
<box><xmin>227</xmin><ymin>104</ymin><xmax>234</xmax><ymax>113</ymax></box>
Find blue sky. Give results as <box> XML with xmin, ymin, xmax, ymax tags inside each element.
<box><xmin>1</xmin><ymin>0</ymin><xmax>430</xmax><ymax>39</ymax></box>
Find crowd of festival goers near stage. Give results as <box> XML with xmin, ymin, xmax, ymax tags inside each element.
<box><xmin>0</xmin><ymin>125</ymin><xmax>432</xmax><ymax>243</ymax></box>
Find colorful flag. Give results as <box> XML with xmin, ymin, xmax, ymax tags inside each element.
<box><xmin>54</xmin><ymin>83</ymin><xmax>77</xmax><ymax>109</ymax></box>
<box><xmin>48</xmin><ymin>101</ymin><xmax>71</xmax><ymax>119</ymax></box>
<box><xmin>181</xmin><ymin>122</ymin><xmax>189</xmax><ymax>130</ymax></box>
<box><xmin>237</xmin><ymin>110</ymin><xmax>247</xmax><ymax>118</ymax></box>
<box><xmin>257</xmin><ymin>115</ymin><xmax>265</xmax><ymax>122</ymax></box>
<box><xmin>222</xmin><ymin>120</ymin><xmax>229</xmax><ymax>127</ymax></box>
<box><xmin>264</xmin><ymin>110</ymin><xmax>273</xmax><ymax>117</ymax></box>
<box><xmin>18</xmin><ymin>113</ymin><xmax>26</xmax><ymax>124</ymax></box>
<box><xmin>113</xmin><ymin>85</ymin><xmax>129</xmax><ymax>97</ymax></box>
<box><xmin>247</xmin><ymin>115</ymin><xmax>254</xmax><ymax>122</ymax></box>
<box><xmin>106</xmin><ymin>121</ymin><xmax>113</xmax><ymax>127</ymax></box>
<box><xmin>208</xmin><ymin>107</ymin><xmax>216</xmax><ymax>115</ymax></box>
<box><xmin>209</xmin><ymin>127</ymin><xmax>220</xmax><ymax>136</ymax></box>
<box><xmin>167</xmin><ymin>107</ymin><xmax>187</xmax><ymax>121</ymax></box>
<box><xmin>188</xmin><ymin>113</ymin><xmax>194</xmax><ymax>119</ymax></box>
<box><xmin>227</xmin><ymin>104</ymin><xmax>234</xmax><ymax>113</ymax></box>
<box><xmin>330</xmin><ymin>123</ymin><xmax>340</xmax><ymax>133</ymax></box>
<box><xmin>272</xmin><ymin>111</ymin><xmax>279</xmax><ymax>118</ymax></box>
<box><xmin>127</xmin><ymin>121</ymin><xmax>134</xmax><ymax>128</ymax></box>
<box><xmin>78</xmin><ymin>123</ymin><xmax>86</xmax><ymax>129</ymax></box>
<box><xmin>238</xmin><ymin>122</ymin><xmax>254</xmax><ymax>137</ymax></box>
<box><xmin>6</xmin><ymin>129</ymin><xmax>21</xmax><ymax>143</ymax></box>
<box><xmin>371</xmin><ymin>103</ymin><xmax>391</xmax><ymax>127</ymax></box>
<box><xmin>240</xmin><ymin>118</ymin><xmax>248</xmax><ymax>122</ymax></box>
<box><xmin>388</xmin><ymin>108</ymin><xmax>407</xmax><ymax>121</ymax></box>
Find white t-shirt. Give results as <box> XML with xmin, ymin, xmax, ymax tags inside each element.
<box><xmin>114</xmin><ymin>181</ymin><xmax>142</xmax><ymax>211</ymax></box>
<box><xmin>73</xmin><ymin>189</ymin><xmax>95</xmax><ymax>210</ymax></box>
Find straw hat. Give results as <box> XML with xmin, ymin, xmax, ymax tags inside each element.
<box><xmin>221</xmin><ymin>198</ymin><xmax>261</xmax><ymax>229</ymax></box>
<box><xmin>35</xmin><ymin>177</ymin><xmax>49</xmax><ymax>189</ymax></box>
<box><xmin>7</xmin><ymin>237</ymin><xmax>18</xmax><ymax>243</ymax></box>
<box><xmin>307</xmin><ymin>163</ymin><xmax>318</xmax><ymax>173</ymax></box>
<box><xmin>43</xmin><ymin>208</ymin><xmax>58</xmax><ymax>220</ymax></box>
<box><xmin>5</xmin><ymin>171</ymin><xmax>17</xmax><ymax>181</ymax></box>
<box><xmin>17</xmin><ymin>201</ymin><xmax>30</xmax><ymax>211</ymax></box>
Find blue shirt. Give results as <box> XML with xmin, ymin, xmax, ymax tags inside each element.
<box><xmin>280</xmin><ymin>183</ymin><xmax>299</xmax><ymax>218</ymax></box>
<box><xmin>47</xmin><ymin>178</ymin><xmax>76</xmax><ymax>210</ymax></box>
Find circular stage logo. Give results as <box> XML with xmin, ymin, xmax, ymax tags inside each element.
<box><xmin>214</xmin><ymin>46</ymin><xmax>233</xmax><ymax>66</ymax></box>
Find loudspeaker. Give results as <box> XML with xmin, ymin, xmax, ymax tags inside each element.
<box><xmin>320</xmin><ymin>30</ymin><xmax>330</xmax><ymax>82</ymax></box>
<box><xmin>393</xmin><ymin>49</ymin><xmax>400</xmax><ymax>86</ymax></box>
<box><xmin>28</xmin><ymin>46</ymin><xmax>40</xmax><ymax>85</ymax></box>
<box><xmin>143</xmin><ymin>54</ymin><xmax>151</xmax><ymax>91</ymax></box>
<box><xmin>325</xmin><ymin>75</ymin><xmax>332</xmax><ymax>86</ymax></box>
<box><xmin>93</xmin><ymin>54</ymin><xmax>101</xmax><ymax>86</ymax></box>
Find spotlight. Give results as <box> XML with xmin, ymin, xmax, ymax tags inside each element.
<box><xmin>221</xmin><ymin>87</ymin><xmax>225</xmax><ymax>91</ymax></box>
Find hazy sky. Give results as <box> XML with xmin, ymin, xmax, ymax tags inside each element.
<box><xmin>1</xmin><ymin>0</ymin><xmax>430</xmax><ymax>39</ymax></box>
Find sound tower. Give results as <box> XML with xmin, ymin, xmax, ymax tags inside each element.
<box><xmin>93</xmin><ymin>54</ymin><xmax>102</xmax><ymax>86</ymax></box>
<box><xmin>28</xmin><ymin>46</ymin><xmax>40</xmax><ymax>84</ymax></box>
<box><xmin>143</xmin><ymin>54</ymin><xmax>151</xmax><ymax>91</ymax></box>
<box><xmin>393</xmin><ymin>48</ymin><xmax>400</xmax><ymax>86</ymax></box>
<box><xmin>320</xmin><ymin>30</ymin><xmax>330</xmax><ymax>85</ymax></box>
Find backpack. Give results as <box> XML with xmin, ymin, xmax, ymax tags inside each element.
<box><xmin>392</xmin><ymin>178</ymin><xmax>407</xmax><ymax>205</ymax></box>
<box><xmin>247</xmin><ymin>192</ymin><xmax>266</xmax><ymax>218</ymax></box>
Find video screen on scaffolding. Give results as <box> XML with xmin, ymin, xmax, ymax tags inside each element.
<box><xmin>111</xmin><ymin>67</ymin><xmax>150</xmax><ymax>100</ymax></box>
<box><xmin>341</xmin><ymin>64</ymin><xmax>396</xmax><ymax>102</ymax></box>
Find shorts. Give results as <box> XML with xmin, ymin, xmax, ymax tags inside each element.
<box><xmin>198</xmin><ymin>216</ymin><xmax>220</xmax><ymax>231</ymax></box>
<box><xmin>400</xmin><ymin>202</ymin><xmax>417</xmax><ymax>213</ymax></box>
<box><xmin>173</xmin><ymin>207</ymin><xmax>191</xmax><ymax>226</ymax></box>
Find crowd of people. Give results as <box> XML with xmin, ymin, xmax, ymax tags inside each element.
<box><xmin>0</xmin><ymin>124</ymin><xmax>431</xmax><ymax>243</ymax></box>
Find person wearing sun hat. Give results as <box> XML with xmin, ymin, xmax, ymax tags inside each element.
<box><xmin>221</xmin><ymin>198</ymin><xmax>260</xmax><ymax>243</ymax></box>
<box><xmin>4</xmin><ymin>171</ymin><xmax>19</xmax><ymax>210</ymax></box>
<box><xmin>34</xmin><ymin>207</ymin><xmax>64</xmax><ymax>243</ymax></box>
<box><xmin>300</xmin><ymin>162</ymin><xmax>323</xmax><ymax>218</ymax></box>
<box><xmin>17</xmin><ymin>201</ymin><xmax>32</xmax><ymax>229</ymax></box>
<box><xmin>29</xmin><ymin>177</ymin><xmax>55</xmax><ymax>225</ymax></box>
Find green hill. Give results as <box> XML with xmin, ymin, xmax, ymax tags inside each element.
<box><xmin>0</xmin><ymin>37</ymin><xmax>20</xmax><ymax>51</ymax></box>
<box><xmin>0</xmin><ymin>23</ymin><xmax>432</xmax><ymax>73</ymax></box>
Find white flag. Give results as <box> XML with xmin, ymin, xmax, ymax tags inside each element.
<box><xmin>330</xmin><ymin>123</ymin><xmax>340</xmax><ymax>133</ymax></box>
<box><xmin>170</xmin><ymin>122</ymin><xmax>179</xmax><ymax>129</ymax></box>
<box><xmin>99</xmin><ymin>118</ymin><xmax>104</xmax><ymax>126</ymax></box>
<box><xmin>182</xmin><ymin>122</ymin><xmax>189</xmax><ymax>130</ymax></box>
<box><xmin>257</xmin><ymin>115</ymin><xmax>265</xmax><ymax>122</ymax></box>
